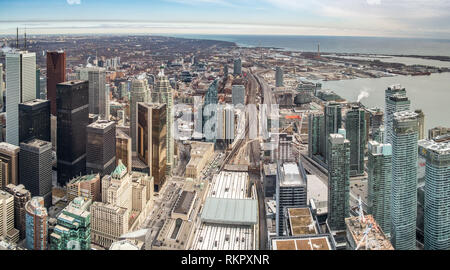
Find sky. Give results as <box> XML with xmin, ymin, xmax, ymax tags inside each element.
<box><xmin>1</xmin><ymin>0</ymin><xmax>450</xmax><ymax>38</ymax></box>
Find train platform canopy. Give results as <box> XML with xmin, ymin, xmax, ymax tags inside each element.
<box><xmin>201</xmin><ymin>197</ymin><xmax>258</xmax><ymax>226</ymax></box>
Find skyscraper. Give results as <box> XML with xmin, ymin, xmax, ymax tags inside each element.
<box><xmin>203</xmin><ymin>79</ymin><xmax>218</xmax><ymax>144</ymax></box>
<box><xmin>345</xmin><ymin>106</ymin><xmax>366</xmax><ymax>176</ymax></box>
<box><xmin>275</xmin><ymin>66</ymin><xmax>283</xmax><ymax>87</ymax></box>
<box><xmin>116</xmin><ymin>129</ymin><xmax>132</xmax><ymax>173</ymax></box>
<box><xmin>5</xmin><ymin>184</ymin><xmax>31</xmax><ymax>240</ymax></box>
<box><xmin>19</xmin><ymin>139</ymin><xmax>52</xmax><ymax>208</ymax></box>
<box><xmin>153</xmin><ymin>67</ymin><xmax>174</xmax><ymax>175</ymax></box>
<box><xmin>423</xmin><ymin>141</ymin><xmax>450</xmax><ymax>250</ymax></box>
<box><xmin>25</xmin><ymin>196</ymin><xmax>48</xmax><ymax>250</ymax></box>
<box><xmin>18</xmin><ymin>99</ymin><xmax>51</xmax><ymax>143</ymax></box>
<box><xmin>327</xmin><ymin>132</ymin><xmax>350</xmax><ymax>231</ymax></box>
<box><xmin>50</xmin><ymin>197</ymin><xmax>91</xmax><ymax>250</ymax></box>
<box><xmin>324</xmin><ymin>103</ymin><xmax>342</xmax><ymax>165</ymax></box>
<box><xmin>0</xmin><ymin>142</ymin><xmax>20</xmax><ymax>188</ymax></box>
<box><xmin>233</xmin><ymin>58</ymin><xmax>242</xmax><ymax>76</ymax></box>
<box><xmin>308</xmin><ymin>113</ymin><xmax>325</xmax><ymax>159</ymax></box>
<box><xmin>415</xmin><ymin>109</ymin><xmax>425</xmax><ymax>140</ymax></box>
<box><xmin>385</xmin><ymin>86</ymin><xmax>410</xmax><ymax>145</ymax></box>
<box><xmin>101</xmin><ymin>83</ymin><xmax>110</xmax><ymax>120</ymax></box>
<box><xmin>56</xmin><ymin>80</ymin><xmax>89</xmax><ymax>186</ymax></box>
<box><xmin>368</xmin><ymin>141</ymin><xmax>392</xmax><ymax>237</ymax></box>
<box><xmin>46</xmin><ymin>51</ymin><xmax>66</xmax><ymax>116</ymax></box>
<box><xmin>88</xmin><ymin>68</ymin><xmax>106</xmax><ymax>116</ymax></box>
<box><xmin>232</xmin><ymin>85</ymin><xmax>245</xmax><ymax>106</ymax></box>
<box><xmin>391</xmin><ymin>111</ymin><xmax>418</xmax><ymax>250</ymax></box>
<box><xmin>86</xmin><ymin>120</ymin><xmax>116</xmax><ymax>177</ymax></box>
<box><xmin>275</xmin><ymin>162</ymin><xmax>307</xmax><ymax>236</ymax></box>
<box><xmin>5</xmin><ymin>51</ymin><xmax>36</xmax><ymax>146</ymax></box>
<box><xmin>130</xmin><ymin>79</ymin><xmax>148</xmax><ymax>152</ymax></box>
<box><xmin>0</xmin><ymin>190</ymin><xmax>19</xmax><ymax>243</ymax></box>
<box><xmin>137</xmin><ymin>102</ymin><xmax>167</xmax><ymax>191</ymax></box>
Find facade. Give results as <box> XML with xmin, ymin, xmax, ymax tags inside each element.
<box><xmin>275</xmin><ymin>66</ymin><xmax>283</xmax><ymax>87</ymax></box>
<box><xmin>345</xmin><ymin>106</ymin><xmax>366</xmax><ymax>176</ymax></box>
<box><xmin>385</xmin><ymin>91</ymin><xmax>410</xmax><ymax>145</ymax></box>
<box><xmin>46</xmin><ymin>51</ymin><xmax>66</xmax><ymax>115</ymax></box>
<box><xmin>130</xmin><ymin>79</ymin><xmax>148</xmax><ymax>151</ymax></box>
<box><xmin>428</xmin><ymin>126</ymin><xmax>450</xmax><ymax>140</ymax></box>
<box><xmin>6</xmin><ymin>51</ymin><xmax>36</xmax><ymax>146</ymax></box>
<box><xmin>327</xmin><ymin>132</ymin><xmax>350</xmax><ymax>231</ymax></box>
<box><xmin>56</xmin><ymin>80</ymin><xmax>89</xmax><ymax>185</ymax></box>
<box><xmin>152</xmin><ymin>68</ymin><xmax>174</xmax><ymax>176</ymax></box>
<box><xmin>308</xmin><ymin>113</ymin><xmax>324</xmax><ymax>159</ymax></box>
<box><xmin>87</xmin><ymin>68</ymin><xmax>106</xmax><ymax>116</ymax></box>
<box><xmin>4</xmin><ymin>184</ymin><xmax>31</xmax><ymax>240</ymax></box>
<box><xmin>367</xmin><ymin>141</ymin><xmax>392</xmax><ymax>236</ymax></box>
<box><xmin>232</xmin><ymin>85</ymin><xmax>245</xmax><ymax>106</ymax></box>
<box><xmin>18</xmin><ymin>99</ymin><xmax>51</xmax><ymax>143</ymax></box>
<box><xmin>50</xmin><ymin>197</ymin><xmax>91</xmax><ymax>250</ymax></box>
<box><xmin>203</xmin><ymin>79</ymin><xmax>219</xmax><ymax>143</ymax></box>
<box><xmin>216</xmin><ymin>104</ymin><xmax>235</xmax><ymax>148</ymax></box>
<box><xmin>263</xmin><ymin>163</ymin><xmax>277</xmax><ymax>197</ymax></box>
<box><xmin>19</xmin><ymin>139</ymin><xmax>52</xmax><ymax>208</ymax></box>
<box><xmin>233</xmin><ymin>58</ymin><xmax>242</xmax><ymax>76</ymax></box>
<box><xmin>276</xmin><ymin>162</ymin><xmax>308</xmax><ymax>236</ymax></box>
<box><xmin>391</xmin><ymin>111</ymin><xmax>418</xmax><ymax>250</ymax></box>
<box><xmin>0</xmin><ymin>191</ymin><xmax>19</xmax><ymax>243</ymax></box>
<box><xmin>86</xmin><ymin>120</ymin><xmax>116</xmax><ymax>177</ymax></box>
<box><xmin>185</xmin><ymin>141</ymin><xmax>214</xmax><ymax>180</ymax></box>
<box><xmin>66</xmin><ymin>174</ymin><xmax>101</xmax><ymax>203</ymax></box>
<box><xmin>415</xmin><ymin>109</ymin><xmax>425</xmax><ymax>140</ymax></box>
<box><xmin>91</xmin><ymin>161</ymin><xmax>152</xmax><ymax>248</ymax></box>
<box><xmin>423</xmin><ymin>141</ymin><xmax>450</xmax><ymax>250</ymax></box>
<box><xmin>116</xmin><ymin>129</ymin><xmax>132</xmax><ymax>173</ymax></box>
<box><xmin>0</xmin><ymin>142</ymin><xmax>20</xmax><ymax>188</ymax></box>
<box><xmin>324</xmin><ymin>103</ymin><xmax>342</xmax><ymax>165</ymax></box>
<box><xmin>25</xmin><ymin>197</ymin><xmax>48</xmax><ymax>250</ymax></box>
<box><xmin>137</xmin><ymin>102</ymin><xmax>167</xmax><ymax>191</ymax></box>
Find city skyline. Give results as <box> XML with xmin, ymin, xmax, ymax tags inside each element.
<box><xmin>0</xmin><ymin>0</ymin><xmax>450</xmax><ymax>39</ymax></box>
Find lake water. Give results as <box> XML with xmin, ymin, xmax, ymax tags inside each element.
<box><xmin>321</xmin><ymin>73</ymin><xmax>450</xmax><ymax>132</ymax></box>
<box><xmin>172</xmin><ymin>35</ymin><xmax>450</xmax><ymax>57</ymax></box>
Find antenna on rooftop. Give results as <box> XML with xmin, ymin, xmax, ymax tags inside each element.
<box><xmin>16</xmin><ymin>27</ymin><xmax>19</xmax><ymax>49</ymax></box>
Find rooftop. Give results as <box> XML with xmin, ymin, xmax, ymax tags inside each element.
<box><xmin>201</xmin><ymin>197</ymin><xmax>258</xmax><ymax>226</ymax></box>
<box><xmin>173</xmin><ymin>191</ymin><xmax>196</xmax><ymax>215</ymax></box>
<box><xmin>191</xmin><ymin>223</ymin><xmax>255</xmax><ymax>250</ymax></box>
<box><xmin>345</xmin><ymin>215</ymin><xmax>394</xmax><ymax>250</ymax></box>
<box><xmin>280</xmin><ymin>163</ymin><xmax>306</xmax><ymax>187</ymax></box>
<box><xmin>271</xmin><ymin>236</ymin><xmax>332</xmax><ymax>250</ymax></box>
<box><xmin>288</xmin><ymin>208</ymin><xmax>317</xmax><ymax>236</ymax></box>
<box><xmin>209</xmin><ymin>172</ymin><xmax>251</xmax><ymax>199</ymax></box>
<box><xmin>0</xmin><ymin>142</ymin><xmax>20</xmax><ymax>153</ymax></box>
<box><xmin>393</xmin><ymin>111</ymin><xmax>418</xmax><ymax>121</ymax></box>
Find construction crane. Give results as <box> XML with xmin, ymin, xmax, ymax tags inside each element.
<box><xmin>357</xmin><ymin>195</ymin><xmax>365</xmax><ymax>223</ymax></box>
<box><xmin>355</xmin><ymin>224</ymin><xmax>372</xmax><ymax>250</ymax></box>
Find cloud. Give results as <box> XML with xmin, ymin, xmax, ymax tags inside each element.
<box><xmin>367</xmin><ymin>0</ymin><xmax>381</xmax><ymax>5</ymax></box>
<box><xmin>67</xmin><ymin>0</ymin><xmax>81</xmax><ymax>5</ymax></box>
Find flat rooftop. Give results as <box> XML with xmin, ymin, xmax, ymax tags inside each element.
<box><xmin>345</xmin><ymin>215</ymin><xmax>394</xmax><ymax>250</ymax></box>
<box><xmin>191</xmin><ymin>223</ymin><xmax>254</xmax><ymax>250</ymax></box>
<box><xmin>272</xmin><ymin>236</ymin><xmax>332</xmax><ymax>250</ymax></box>
<box><xmin>0</xmin><ymin>142</ymin><xmax>20</xmax><ymax>153</ymax></box>
<box><xmin>201</xmin><ymin>197</ymin><xmax>257</xmax><ymax>226</ymax></box>
<box><xmin>280</xmin><ymin>163</ymin><xmax>306</xmax><ymax>187</ymax></box>
<box><xmin>288</xmin><ymin>208</ymin><xmax>317</xmax><ymax>236</ymax></box>
<box><xmin>208</xmin><ymin>172</ymin><xmax>251</xmax><ymax>199</ymax></box>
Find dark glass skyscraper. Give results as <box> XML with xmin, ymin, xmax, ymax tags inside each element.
<box><xmin>46</xmin><ymin>51</ymin><xmax>66</xmax><ymax>116</ymax></box>
<box><xmin>86</xmin><ymin>120</ymin><xmax>116</xmax><ymax>177</ymax></box>
<box><xmin>56</xmin><ymin>80</ymin><xmax>89</xmax><ymax>186</ymax></box>
<box><xmin>345</xmin><ymin>106</ymin><xmax>366</xmax><ymax>176</ymax></box>
<box><xmin>324</xmin><ymin>103</ymin><xmax>342</xmax><ymax>165</ymax></box>
<box><xmin>19</xmin><ymin>139</ymin><xmax>52</xmax><ymax>208</ymax></box>
<box><xmin>19</xmin><ymin>99</ymin><xmax>51</xmax><ymax>143</ymax></box>
<box><xmin>327</xmin><ymin>131</ymin><xmax>350</xmax><ymax>231</ymax></box>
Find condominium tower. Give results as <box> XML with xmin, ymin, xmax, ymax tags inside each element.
<box><xmin>391</xmin><ymin>111</ymin><xmax>418</xmax><ymax>250</ymax></box>
<box><xmin>46</xmin><ymin>51</ymin><xmax>66</xmax><ymax>115</ymax></box>
<box><xmin>345</xmin><ymin>106</ymin><xmax>366</xmax><ymax>176</ymax></box>
<box><xmin>367</xmin><ymin>141</ymin><xmax>392</xmax><ymax>237</ymax></box>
